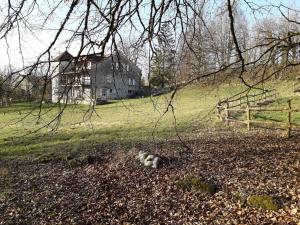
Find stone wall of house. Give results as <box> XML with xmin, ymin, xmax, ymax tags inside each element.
<box><xmin>91</xmin><ymin>54</ymin><xmax>141</xmax><ymax>100</ymax></box>
<box><xmin>52</xmin><ymin>53</ymin><xmax>142</xmax><ymax>104</ymax></box>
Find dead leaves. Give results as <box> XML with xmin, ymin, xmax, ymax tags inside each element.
<box><xmin>0</xmin><ymin>134</ymin><xmax>299</xmax><ymax>224</ymax></box>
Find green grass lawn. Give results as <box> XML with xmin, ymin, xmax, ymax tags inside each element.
<box><xmin>251</xmin><ymin>96</ymin><xmax>300</xmax><ymax>125</ymax></box>
<box><xmin>0</xmin><ymin>80</ymin><xmax>298</xmax><ymax>161</ymax></box>
<box><xmin>243</xmin><ymin>80</ymin><xmax>300</xmax><ymax>126</ymax></box>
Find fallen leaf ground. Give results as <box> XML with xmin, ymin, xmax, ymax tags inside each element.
<box><xmin>0</xmin><ymin>133</ymin><xmax>299</xmax><ymax>224</ymax></box>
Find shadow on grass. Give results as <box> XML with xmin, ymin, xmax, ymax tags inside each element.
<box><xmin>0</xmin><ymin>123</ymin><xmax>195</xmax><ymax>161</ymax></box>
<box><xmin>0</xmin><ymin>101</ymin><xmax>120</xmax><ymax>113</ymax></box>
<box><xmin>252</xmin><ymin>114</ymin><xmax>284</xmax><ymax>123</ymax></box>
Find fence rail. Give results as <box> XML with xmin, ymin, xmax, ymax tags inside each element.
<box><xmin>218</xmin><ymin>89</ymin><xmax>278</xmax><ymax>110</ymax></box>
<box><xmin>217</xmin><ymin>99</ymin><xmax>300</xmax><ymax>137</ymax></box>
<box><xmin>293</xmin><ymin>81</ymin><xmax>300</xmax><ymax>93</ymax></box>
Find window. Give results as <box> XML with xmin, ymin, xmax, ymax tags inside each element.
<box><xmin>60</xmin><ymin>75</ymin><xmax>67</xmax><ymax>84</ymax></box>
<box><xmin>132</xmin><ymin>79</ymin><xmax>136</xmax><ymax>86</ymax></box>
<box><xmin>106</xmin><ymin>75</ymin><xmax>113</xmax><ymax>83</ymax></box>
<box><xmin>111</xmin><ymin>62</ymin><xmax>120</xmax><ymax>70</ymax></box>
<box><xmin>102</xmin><ymin>89</ymin><xmax>106</xmax><ymax>96</ymax></box>
<box><xmin>82</xmin><ymin>76</ymin><xmax>91</xmax><ymax>85</ymax></box>
<box><xmin>128</xmin><ymin>78</ymin><xmax>132</xmax><ymax>85</ymax></box>
<box><xmin>126</xmin><ymin>64</ymin><xmax>129</xmax><ymax>71</ymax></box>
<box><xmin>109</xmin><ymin>89</ymin><xmax>113</xmax><ymax>93</ymax></box>
<box><xmin>86</xmin><ymin>61</ymin><xmax>92</xmax><ymax>69</ymax></box>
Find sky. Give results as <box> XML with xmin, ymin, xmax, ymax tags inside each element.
<box><xmin>0</xmin><ymin>0</ymin><xmax>151</xmax><ymax>71</ymax></box>
<box><xmin>0</xmin><ymin>0</ymin><xmax>300</xmax><ymax>72</ymax></box>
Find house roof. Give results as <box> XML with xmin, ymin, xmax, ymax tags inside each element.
<box><xmin>53</xmin><ymin>51</ymin><xmax>110</xmax><ymax>62</ymax></box>
<box><xmin>80</xmin><ymin>54</ymin><xmax>105</xmax><ymax>62</ymax></box>
<box><xmin>53</xmin><ymin>51</ymin><xmax>139</xmax><ymax>74</ymax></box>
<box><xmin>53</xmin><ymin>51</ymin><xmax>73</xmax><ymax>61</ymax></box>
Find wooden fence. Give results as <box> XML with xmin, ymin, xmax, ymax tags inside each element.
<box><xmin>217</xmin><ymin>99</ymin><xmax>300</xmax><ymax>137</ymax></box>
<box><xmin>217</xmin><ymin>89</ymin><xmax>278</xmax><ymax>110</ymax></box>
<box><xmin>216</xmin><ymin>89</ymin><xmax>278</xmax><ymax>124</ymax></box>
<box><xmin>293</xmin><ymin>81</ymin><xmax>300</xmax><ymax>93</ymax></box>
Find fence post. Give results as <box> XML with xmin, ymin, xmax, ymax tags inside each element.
<box><xmin>217</xmin><ymin>102</ymin><xmax>220</xmax><ymax>120</ymax></box>
<box><xmin>225</xmin><ymin>102</ymin><xmax>229</xmax><ymax>125</ymax></box>
<box><xmin>287</xmin><ymin>100</ymin><xmax>291</xmax><ymax>138</ymax></box>
<box><xmin>217</xmin><ymin>101</ymin><xmax>222</xmax><ymax>121</ymax></box>
<box><xmin>246</xmin><ymin>104</ymin><xmax>251</xmax><ymax>131</ymax></box>
<box><xmin>293</xmin><ymin>82</ymin><xmax>295</xmax><ymax>92</ymax></box>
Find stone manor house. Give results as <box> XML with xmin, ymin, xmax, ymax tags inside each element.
<box><xmin>52</xmin><ymin>51</ymin><xmax>142</xmax><ymax>104</ymax></box>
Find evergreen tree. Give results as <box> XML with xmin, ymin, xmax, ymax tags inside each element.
<box><xmin>150</xmin><ymin>23</ymin><xmax>176</xmax><ymax>88</ymax></box>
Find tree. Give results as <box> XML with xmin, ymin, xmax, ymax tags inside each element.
<box><xmin>118</xmin><ymin>38</ymin><xmax>145</xmax><ymax>66</ymax></box>
<box><xmin>150</xmin><ymin>23</ymin><xmax>176</xmax><ymax>88</ymax></box>
<box><xmin>0</xmin><ymin>0</ymin><xmax>300</xmax><ymax>130</ymax></box>
<box><xmin>178</xmin><ymin>1</ymin><xmax>250</xmax><ymax>83</ymax></box>
<box><xmin>0</xmin><ymin>68</ymin><xmax>12</xmax><ymax>106</ymax></box>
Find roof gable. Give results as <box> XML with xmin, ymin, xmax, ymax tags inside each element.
<box><xmin>54</xmin><ymin>51</ymin><xmax>73</xmax><ymax>61</ymax></box>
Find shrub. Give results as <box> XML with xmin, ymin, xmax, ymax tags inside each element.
<box><xmin>233</xmin><ymin>191</ymin><xmax>247</xmax><ymax>207</ymax></box>
<box><xmin>66</xmin><ymin>155</ymin><xmax>94</xmax><ymax>168</ymax></box>
<box><xmin>176</xmin><ymin>176</ymin><xmax>217</xmax><ymax>195</ymax></box>
<box><xmin>0</xmin><ymin>167</ymin><xmax>9</xmax><ymax>177</ymax></box>
<box><xmin>247</xmin><ymin>195</ymin><xmax>279</xmax><ymax>211</ymax></box>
